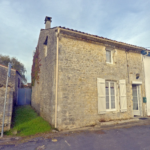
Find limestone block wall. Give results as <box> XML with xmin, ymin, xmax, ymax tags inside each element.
<box><xmin>0</xmin><ymin>86</ymin><xmax>13</xmax><ymax>131</ymax></box>
<box><xmin>0</xmin><ymin>65</ymin><xmax>21</xmax><ymax>105</ymax></box>
<box><xmin>31</xmin><ymin>28</ymin><xmax>57</xmax><ymax>126</ymax></box>
<box><xmin>57</xmin><ymin>34</ymin><xmax>146</xmax><ymax>130</ymax></box>
<box><xmin>0</xmin><ymin>65</ymin><xmax>16</xmax><ymax>90</ymax></box>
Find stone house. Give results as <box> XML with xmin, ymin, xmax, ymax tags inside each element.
<box><xmin>0</xmin><ymin>64</ymin><xmax>22</xmax><ymax>130</ymax></box>
<box><xmin>32</xmin><ymin>16</ymin><xmax>148</xmax><ymax>130</ymax></box>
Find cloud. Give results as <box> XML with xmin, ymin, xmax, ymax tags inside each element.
<box><xmin>0</xmin><ymin>0</ymin><xmax>40</xmax><ymax>82</ymax></box>
<box><xmin>0</xmin><ymin>0</ymin><xmax>150</xmax><ymax>82</ymax></box>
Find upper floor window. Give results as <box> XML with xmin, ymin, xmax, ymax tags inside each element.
<box><xmin>106</xmin><ymin>50</ymin><xmax>112</xmax><ymax>63</ymax></box>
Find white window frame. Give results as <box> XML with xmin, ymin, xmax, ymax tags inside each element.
<box><xmin>105</xmin><ymin>81</ymin><xmax>116</xmax><ymax>111</ymax></box>
<box><xmin>106</xmin><ymin>49</ymin><xmax>113</xmax><ymax>64</ymax></box>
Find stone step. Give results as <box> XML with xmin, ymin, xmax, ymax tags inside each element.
<box><xmin>99</xmin><ymin>118</ymin><xmax>140</xmax><ymax>127</ymax></box>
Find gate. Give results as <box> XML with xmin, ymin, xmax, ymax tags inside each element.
<box><xmin>17</xmin><ymin>88</ymin><xmax>32</xmax><ymax>105</ymax></box>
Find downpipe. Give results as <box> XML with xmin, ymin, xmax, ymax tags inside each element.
<box><xmin>55</xmin><ymin>28</ymin><xmax>60</xmax><ymax>128</ymax></box>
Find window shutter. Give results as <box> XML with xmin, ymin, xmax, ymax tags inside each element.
<box><xmin>119</xmin><ymin>80</ymin><xmax>127</xmax><ymax>112</ymax></box>
<box><xmin>97</xmin><ymin>78</ymin><xmax>106</xmax><ymax>114</ymax></box>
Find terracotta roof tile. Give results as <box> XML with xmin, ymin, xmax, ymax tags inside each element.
<box><xmin>42</xmin><ymin>26</ymin><xmax>149</xmax><ymax>50</ymax></box>
<box><xmin>0</xmin><ymin>64</ymin><xmax>16</xmax><ymax>71</ymax></box>
<box><xmin>55</xmin><ymin>26</ymin><xmax>148</xmax><ymax>50</ymax></box>
<box><xmin>0</xmin><ymin>64</ymin><xmax>21</xmax><ymax>76</ymax></box>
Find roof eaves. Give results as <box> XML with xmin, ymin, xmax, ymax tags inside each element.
<box><xmin>0</xmin><ymin>64</ymin><xmax>16</xmax><ymax>71</ymax></box>
<box><xmin>40</xmin><ymin>26</ymin><xmax>148</xmax><ymax>51</ymax></box>
<box><xmin>56</xmin><ymin>26</ymin><xmax>148</xmax><ymax>51</ymax></box>
<box><xmin>0</xmin><ymin>64</ymin><xmax>22</xmax><ymax>77</ymax></box>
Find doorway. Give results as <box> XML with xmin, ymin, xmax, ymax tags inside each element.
<box><xmin>132</xmin><ymin>85</ymin><xmax>141</xmax><ymax>116</ymax></box>
<box><xmin>17</xmin><ymin>88</ymin><xmax>32</xmax><ymax>105</ymax></box>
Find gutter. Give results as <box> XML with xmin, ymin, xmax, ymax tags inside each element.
<box><xmin>58</xmin><ymin>27</ymin><xmax>148</xmax><ymax>52</ymax></box>
<box><xmin>55</xmin><ymin>28</ymin><xmax>60</xmax><ymax>128</ymax></box>
<box><xmin>0</xmin><ymin>64</ymin><xmax>16</xmax><ymax>71</ymax></box>
<box><xmin>43</xmin><ymin>27</ymin><xmax>149</xmax><ymax>52</ymax></box>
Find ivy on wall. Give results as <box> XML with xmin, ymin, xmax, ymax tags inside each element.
<box><xmin>31</xmin><ymin>47</ymin><xmax>41</xmax><ymax>86</ymax></box>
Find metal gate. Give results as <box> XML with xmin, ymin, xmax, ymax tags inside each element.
<box><xmin>17</xmin><ymin>88</ymin><xmax>32</xmax><ymax>105</ymax></box>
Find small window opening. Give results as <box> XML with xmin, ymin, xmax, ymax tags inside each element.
<box><xmin>43</xmin><ymin>36</ymin><xmax>48</xmax><ymax>57</ymax></box>
<box><xmin>43</xmin><ymin>36</ymin><xmax>48</xmax><ymax>45</ymax></box>
<box><xmin>106</xmin><ymin>50</ymin><xmax>111</xmax><ymax>63</ymax></box>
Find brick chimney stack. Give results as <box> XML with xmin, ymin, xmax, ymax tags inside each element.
<box><xmin>45</xmin><ymin>16</ymin><xmax>52</xmax><ymax>29</ymax></box>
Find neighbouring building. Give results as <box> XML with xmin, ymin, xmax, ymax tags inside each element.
<box><xmin>142</xmin><ymin>50</ymin><xmax>150</xmax><ymax>116</ymax></box>
<box><xmin>32</xmin><ymin>16</ymin><xmax>148</xmax><ymax>130</ymax></box>
<box><xmin>17</xmin><ymin>83</ymin><xmax>32</xmax><ymax>106</ymax></box>
<box><xmin>0</xmin><ymin>64</ymin><xmax>22</xmax><ymax>130</ymax></box>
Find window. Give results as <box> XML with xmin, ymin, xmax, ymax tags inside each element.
<box><xmin>106</xmin><ymin>50</ymin><xmax>112</xmax><ymax>63</ymax></box>
<box><xmin>105</xmin><ymin>81</ymin><xmax>116</xmax><ymax>110</ymax></box>
<box><xmin>97</xmin><ymin>78</ymin><xmax>127</xmax><ymax>114</ymax></box>
<box><xmin>43</xmin><ymin>36</ymin><xmax>48</xmax><ymax>57</ymax></box>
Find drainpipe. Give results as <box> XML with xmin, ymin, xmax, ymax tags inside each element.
<box><xmin>55</xmin><ymin>28</ymin><xmax>60</xmax><ymax>128</ymax></box>
<box><xmin>126</xmin><ymin>51</ymin><xmax>129</xmax><ymax>83</ymax></box>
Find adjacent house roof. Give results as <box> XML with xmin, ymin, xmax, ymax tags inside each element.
<box><xmin>141</xmin><ymin>50</ymin><xmax>150</xmax><ymax>56</ymax></box>
<box><xmin>0</xmin><ymin>64</ymin><xmax>21</xmax><ymax>76</ymax></box>
<box><xmin>42</xmin><ymin>26</ymin><xmax>149</xmax><ymax>52</ymax></box>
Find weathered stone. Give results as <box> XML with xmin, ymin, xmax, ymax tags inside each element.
<box><xmin>0</xmin><ymin>87</ymin><xmax>13</xmax><ymax>131</ymax></box>
<box><xmin>52</xmin><ymin>129</ymin><xmax>58</xmax><ymax>133</ymax></box>
<box><xmin>32</xmin><ymin>27</ymin><xmax>146</xmax><ymax>131</ymax></box>
<box><xmin>0</xmin><ymin>65</ymin><xmax>21</xmax><ymax>131</ymax></box>
<box><xmin>12</xmin><ymin>129</ymin><xmax>17</xmax><ymax>135</ymax></box>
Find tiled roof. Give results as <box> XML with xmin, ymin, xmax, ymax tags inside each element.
<box><xmin>0</xmin><ymin>64</ymin><xmax>16</xmax><ymax>71</ymax></box>
<box><xmin>46</xmin><ymin>26</ymin><xmax>149</xmax><ymax>51</ymax></box>
<box><xmin>0</xmin><ymin>64</ymin><xmax>21</xmax><ymax>76</ymax></box>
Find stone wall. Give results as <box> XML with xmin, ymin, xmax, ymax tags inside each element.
<box><xmin>0</xmin><ymin>65</ymin><xmax>21</xmax><ymax>105</ymax></box>
<box><xmin>0</xmin><ymin>86</ymin><xmax>13</xmax><ymax>131</ymax></box>
<box><xmin>0</xmin><ymin>65</ymin><xmax>21</xmax><ymax>131</ymax></box>
<box><xmin>57</xmin><ymin>34</ymin><xmax>146</xmax><ymax>130</ymax></box>
<box><xmin>0</xmin><ymin>65</ymin><xmax>16</xmax><ymax>88</ymax></box>
<box><xmin>31</xmin><ymin>28</ymin><xmax>57</xmax><ymax>126</ymax></box>
<box><xmin>31</xmin><ymin>28</ymin><xmax>146</xmax><ymax>131</ymax></box>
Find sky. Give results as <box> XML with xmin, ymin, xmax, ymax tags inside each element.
<box><xmin>0</xmin><ymin>0</ymin><xmax>150</xmax><ymax>83</ymax></box>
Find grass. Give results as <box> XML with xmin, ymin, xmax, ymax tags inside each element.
<box><xmin>5</xmin><ymin>105</ymin><xmax>52</xmax><ymax>136</ymax></box>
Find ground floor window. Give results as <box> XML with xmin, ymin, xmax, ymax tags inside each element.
<box><xmin>105</xmin><ymin>81</ymin><xmax>116</xmax><ymax>110</ymax></box>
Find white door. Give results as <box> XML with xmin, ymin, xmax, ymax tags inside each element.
<box><xmin>132</xmin><ymin>85</ymin><xmax>141</xmax><ymax>116</ymax></box>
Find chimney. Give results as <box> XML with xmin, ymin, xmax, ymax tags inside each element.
<box><xmin>45</xmin><ymin>16</ymin><xmax>52</xmax><ymax>29</ymax></box>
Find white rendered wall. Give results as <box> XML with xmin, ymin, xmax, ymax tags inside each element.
<box><xmin>143</xmin><ymin>55</ymin><xmax>150</xmax><ymax>116</ymax></box>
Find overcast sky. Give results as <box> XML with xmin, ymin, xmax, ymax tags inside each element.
<box><xmin>0</xmin><ymin>0</ymin><xmax>150</xmax><ymax>82</ymax></box>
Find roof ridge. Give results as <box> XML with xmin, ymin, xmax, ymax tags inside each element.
<box><xmin>0</xmin><ymin>64</ymin><xmax>16</xmax><ymax>71</ymax></box>
<box><xmin>56</xmin><ymin>26</ymin><xmax>148</xmax><ymax>50</ymax></box>
<box><xmin>40</xmin><ymin>26</ymin><xmax>149</xmax><ymax>50</ymax></box>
